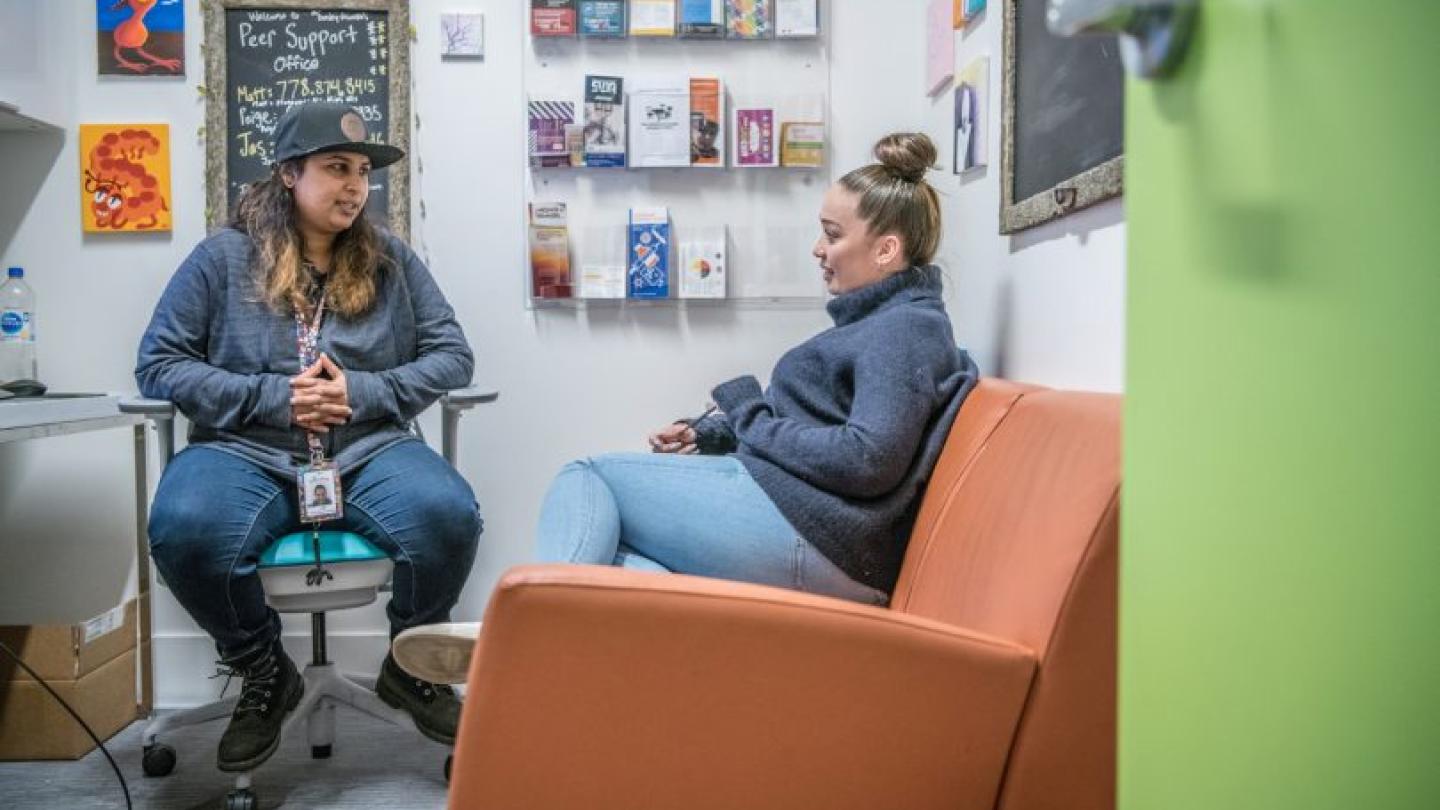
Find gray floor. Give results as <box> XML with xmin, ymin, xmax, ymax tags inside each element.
<box><xmin>0</xmin><ymin>711</ymin><xmax>452</xmax><ymax>809</ymax></box>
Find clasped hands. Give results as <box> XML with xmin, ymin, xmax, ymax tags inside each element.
<box><xmin>648</xmin><ymin>421</ymin><xmax>699</xmax><ymax>454</ymax></box>
<box><xmin>290</xmin><ymin>353</ymin><xmax>351</xmax><ymax>434</ymax></box>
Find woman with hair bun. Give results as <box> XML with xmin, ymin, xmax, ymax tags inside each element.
<box><xmin>394</xmin><ymin>133</ymin><xmax>979</xmax><ymax>683</ymax></box>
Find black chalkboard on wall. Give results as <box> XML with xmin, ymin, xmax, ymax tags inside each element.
<box><xmin>203</xmin><ymin>0</ymin><xmax>411</xmax><ymax>238</ymax></box>
<box><xmin>1000</xmin><ymin>0</ymin><xmax>1124</xmax><ymax>234</ymax></box>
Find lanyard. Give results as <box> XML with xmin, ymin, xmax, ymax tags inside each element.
<box><xmin>294</xmin><ymin>290</ymin><xmax>329</xmax><ymax>466</ymax></box>
<box><xmin>293</xmin><ymin>282</ymin><xmax>341</xmax><ymax>570</ymax></box>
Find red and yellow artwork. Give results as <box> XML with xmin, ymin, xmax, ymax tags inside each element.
<box><xmin>79</xmin><ymin>124</ymin><xmax>173</xmax><ymax>233</ymax></box>
<box><xmin>97</xmin><ymin>0</ymin><xmax>184</xmax><ymax>76</ymax></box>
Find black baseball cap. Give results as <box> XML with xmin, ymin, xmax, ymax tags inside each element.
<box><xmin>272</xmin><ymin>102</ymin><xmax>405</xmax><ymax>170</ymax></box>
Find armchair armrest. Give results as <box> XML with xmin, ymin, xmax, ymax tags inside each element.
<box><xmin>440</xmin><ymin>386</ymin><xmax>497</xmax><ymax>466</ymax></box>
<box><xmin>119</xmin><ymin>396</ymin><xmax>176</xmax><ymax>463</ymax></box>
<box><xmin>451</xmin><ymin>565</ymin><xmax>1036</xmax><ymax>810</ymax></box>
<box><xmin>441</xmin><ymin>386</ymin><xmax>499</xmax><ymax>411</ymax></box>
<box><xmin>118</xmin><ymin>397</ymin><xmax>176</xmax><ymax>418</ymax></box>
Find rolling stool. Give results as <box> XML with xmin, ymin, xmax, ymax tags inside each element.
<box><xmin>122</xmin><ymin>388</ymin><xmax>496</xmax><ymax>810</ymax></box>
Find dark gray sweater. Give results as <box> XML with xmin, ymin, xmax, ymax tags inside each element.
<box><xmin>698</xmin><ymin>265</ymin><xmax>978</xmax><ymax>593</ymax></box>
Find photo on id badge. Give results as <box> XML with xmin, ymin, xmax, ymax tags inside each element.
<box><xmin>300</xmin><ymin>463</ymin><xmax>342</xmax><ymax>522</ymax></box>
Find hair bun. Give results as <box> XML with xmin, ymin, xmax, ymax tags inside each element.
<box><xmin>873</xmin><ymin>133</ymin><xmax>937</xmax><ymax>183</ymax></box>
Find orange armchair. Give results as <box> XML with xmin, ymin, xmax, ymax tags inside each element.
<box><xmin>450</xmin><ymin>380</ymin><xmax>1121</xmax><ymax>810</ymax></box>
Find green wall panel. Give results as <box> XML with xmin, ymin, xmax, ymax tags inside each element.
<box><xmin>1122</xmin><ymin>2</ymin><xmax>1440</xmax><ymax>808</ymax></box>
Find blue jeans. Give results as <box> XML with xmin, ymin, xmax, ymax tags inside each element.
<box><xmin>149</xmin><ymin>440</ymin><xmax>482</xmax><ymax>657</ymax></box>
<box><xmin>535</xmin><ymin>453</ymin><xmax>888</xmax><ymax>606</ymax></box>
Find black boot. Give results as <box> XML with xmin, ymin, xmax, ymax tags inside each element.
<box><xmin>215</xmin><ymin>638</ymin><xmax>304</xmax><ymax>772</ymax></box>
<box><xmin>376</xmin><ymin>652</ymin><xmax>461</xmax><ymax>744</ymax></box>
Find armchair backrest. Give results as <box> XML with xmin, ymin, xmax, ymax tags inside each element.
<box><xmin>891</xmin><ymin>379</ymin><xmax>1121</xmax><ymax>810</ymax></box>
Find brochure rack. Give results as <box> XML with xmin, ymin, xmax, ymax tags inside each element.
<box><xmin>521</xmin><ymin>0</ymin><xmax>832</xmax><ymax>307</ymax></box>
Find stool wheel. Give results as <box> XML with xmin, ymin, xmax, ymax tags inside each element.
<box><xmin>141</xmin><ymin>743</ymin><xmax>176</xmax><ymax>777</ymax></box>
<box><xmin>225</xmin><ymin>787</ymin><xmax>257</xmax><ymax>810</ymax></box>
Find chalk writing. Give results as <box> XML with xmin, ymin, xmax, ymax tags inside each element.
<box><xmin>224</xmin><ymin>7</ymin><xmax>392</xmax><ymax>221</ymax></box>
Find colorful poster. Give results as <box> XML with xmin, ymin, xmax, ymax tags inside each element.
<box><xmin>954</xmin><ymin>0</ymin><xmax>988</xmax><ymax>26</ymax></box>
<box><xmin>680</xmin><ymin>0</ymin><xmax>724</xmax><ymax>38</ymax></box>
<box><xmin>725</xmin><ymin>0</ymin><xmax>771</xmax><ymax>39</ymax></box>
<box><xmin>80</xmin><ymin>124</ymin><xmax>173</xmax><ymax>233</ymax></box>
<box><xmin>926</xmin><ymin>0</ymin><xmax>954</xmax><ymax>95</ymax></box>
<box><xmin>690</xmin><ymin>78</ymin><xmax>725</xmax><ymax>166</ymax></box>
<box><xmin>529</xmin><ymin>202</ymin><xmax>573</xmax><ymax>298</ymax></box>
<box><xmin>97</xmin><ymin>0</ymin><xmax>184</xmax><ymax>76</ymax></box>
<box><xmin>583</xmin><ymin>75</ymin><xmax>627</xmax><ymax>167</ymax></box>
<box><xmin>954</xmin><ymin>56</ymin><xmax>989</xmax><ymax>173</ymax></box>
<box><xmin>529</xmin><ymin>99</ymin><xmax>576</xmax><ymax>169</ymax></box>
<box><xmin>531</xmin><ymin>0</ymin><xmax>578</xmax><ymax>36</ymax></box>
<box><xmin>780</xmin><ymin>122</ymin><xmax>825</xmax><ymax>168</ymax></box>
<box><xmin>628</xmin><ymin>207</ymin><xmax>671</xmax><ymax>298</ymax></box>
<box><xmin>580</xmin><ymin>0</ymin><xmax>627</xmax><ymax>37</ymax></box>
<box><xmin>733</xmin><ymin>108</ymin><xmax>776</xmax><ymax>167</ymax></box>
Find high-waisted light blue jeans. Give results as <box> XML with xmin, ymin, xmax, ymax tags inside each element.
<box><xmin>535</xmin><ymin>453</ymin><xmax>888</xmax><ymax>606</ymax></box>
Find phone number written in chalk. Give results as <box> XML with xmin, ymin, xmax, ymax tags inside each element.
<box><xmin>236</xmin><ymin>78</ymin><xmax>380</xmax><ymax>104</ymax></box>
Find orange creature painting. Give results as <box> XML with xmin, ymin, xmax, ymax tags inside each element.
<box><xmin>79</xmin><ymin>124</ymin><xmax>173</xmax><ymax>233</ymax></box>
<box><xmin>97</xmin><ymin>0</ymin><xmax>185</xmax><ymax>76</ymax></box>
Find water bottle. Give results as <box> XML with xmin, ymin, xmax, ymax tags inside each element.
<box><xmin>0</xmin><ymin>266</ymin><xmax>37</xmax><ymax>383</ymax></box>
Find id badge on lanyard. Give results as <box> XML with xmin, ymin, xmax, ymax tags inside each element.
<box><xmin>296</xmin><ymin>291</ymin><xmax>343</xmax><ymax>524</ymax></box>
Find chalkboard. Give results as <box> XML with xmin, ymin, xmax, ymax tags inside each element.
<box><xmin>1000</xmin><ymin>0</ymin><xmax>1124</xmax><ymax>234</ymax></box>
<box><xmin>203</xmin><ymin>0</ymin><xmax>411</xmax><ymax>239</ymax></box>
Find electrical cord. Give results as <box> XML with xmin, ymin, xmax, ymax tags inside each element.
<box><xmin>0</xmin><ymin>639</ymin><xmax>132</xmax><ymax>810</ymax></box>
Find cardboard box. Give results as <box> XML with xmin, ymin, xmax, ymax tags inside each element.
<box><xmin>0</xmin><ymin>600</ymin><xmax>140</xmax><ymax>760</ymax></box>
<box><xmin>0</xmin><ymin>648</ymin><xmax>138</xmax><ymax>760</ymax></box>
<box><xmin>0</xmin><ymin>600</ymin><xmax>136</xmax><ymax>682</ymax></box>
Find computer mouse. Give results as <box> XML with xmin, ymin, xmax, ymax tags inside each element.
<box><xmin>0</xmin><ymin>378</ymin><xmax>47</xmax><ymax>397</ymax></box>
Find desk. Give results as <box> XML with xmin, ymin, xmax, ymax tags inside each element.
<box><xmin>0</xmin><ymin>395</ymin><xmax>155</xmax><ymax>715</ymax></box>
<box><xmin>2</xmin><ymin>388</ymin><xmax>493</xmax><ymax>719</ymax></box>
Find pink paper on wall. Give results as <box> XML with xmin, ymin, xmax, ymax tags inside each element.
<box><xmin>926</xmin><ymin>0</ymin><xmax>954</xmax><ymax>96</ymax></box>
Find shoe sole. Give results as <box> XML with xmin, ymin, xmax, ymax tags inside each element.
<box><xmin>391</xmin><ymin>628</ymin><xmax>475</xmax><ymax>685</ymax></box>
<box><xmin>217</xmin><ymin>678</ymin><xmax>305</xmax><ymax>773</ymax></box>
<box><xmin>375</xmin><ymin>673</ymin><xmax>457</xmax><ymax>746</ymax></box>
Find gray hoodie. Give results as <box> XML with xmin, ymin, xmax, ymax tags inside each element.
<box><xmin>136</xmin><ymin>228</ymin><xmax>473</xmax><ymax>476</ymax></box>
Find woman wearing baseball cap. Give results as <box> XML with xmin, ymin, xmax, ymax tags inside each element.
<box><xmin>136</xmin><ymin>102</ymin><xmax>481</xmax><ymax>771</ymax></box>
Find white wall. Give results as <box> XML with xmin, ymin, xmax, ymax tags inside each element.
<box><xmin>0</xmin><ymin>0</ymin><xmax>73</xmax><ymax>127</ymax></box>
<box><xmin>0</xmin><ymin>0</ymin><xmax>205</xmax><ymax>640</ymax></box>
<box><xmin>0</xmin><ymin>0</ymin><xmax>1124</xmax><ymax>707</ymax></box>
<box><xmin>926</xmin><ymin>6</ymin><xmax>1126</xmax><ymax>391</ymax></box>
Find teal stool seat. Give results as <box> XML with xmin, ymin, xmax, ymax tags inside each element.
<box><xmin>259</xmin><ymin>531</ymin><xmax>387</xmax><ymax>568</ymax></box>
<box><xmin>256</xmin><ymin>531</ymin><xmax>394</xmax><ymax>613</ymax></box>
